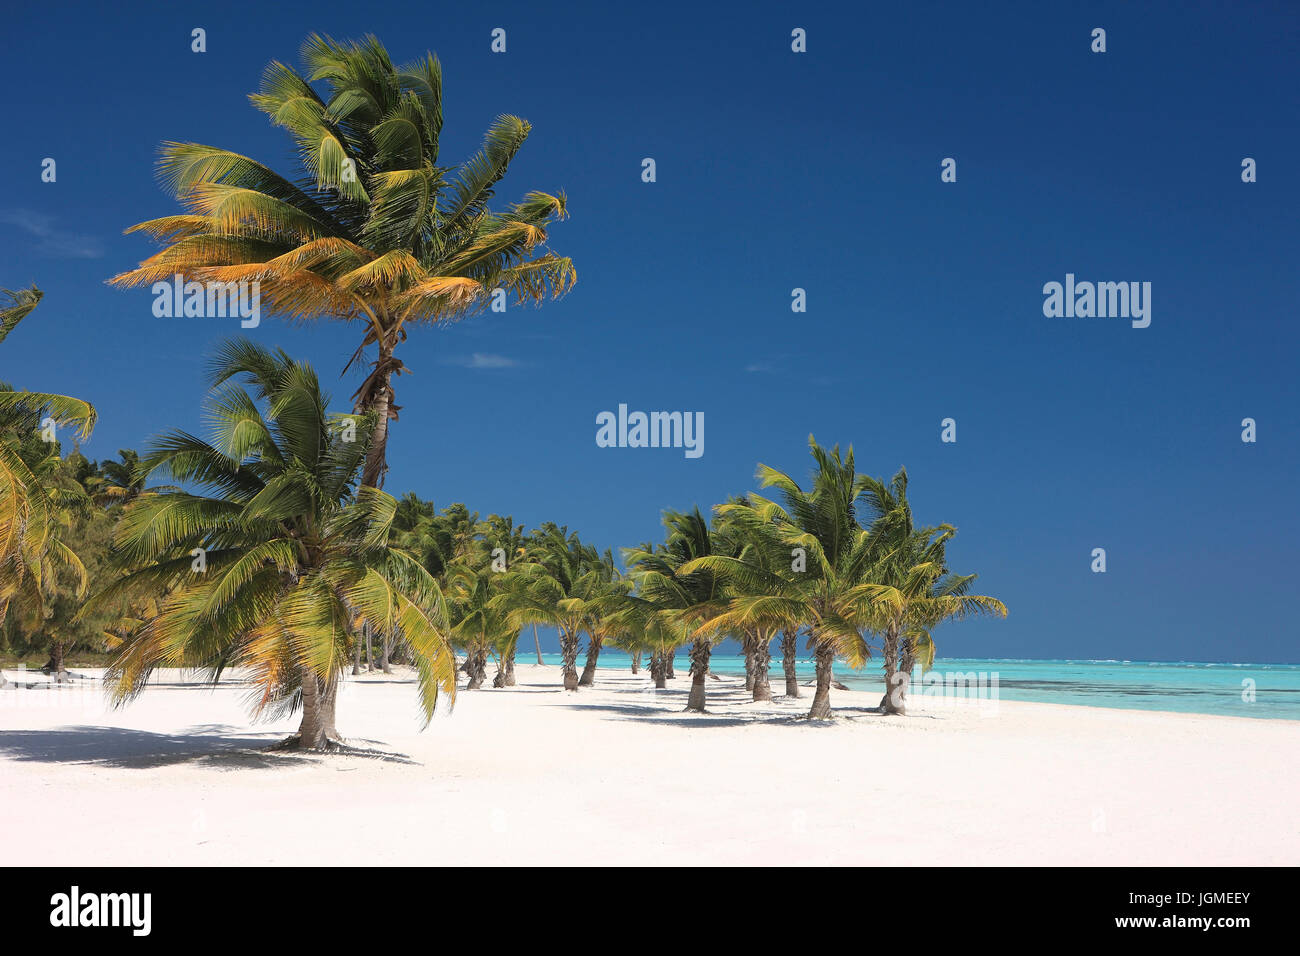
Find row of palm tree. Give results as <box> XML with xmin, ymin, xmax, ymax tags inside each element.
<box><xmin>2</xmin><ymin>329</ymin><xmax>1004</xmax><ymax>739</ymax></box>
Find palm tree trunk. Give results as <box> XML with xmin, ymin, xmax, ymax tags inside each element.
<box><xmin>752</xmin><ymin>632</ymin><xmax>773</xmax><ymax>702</ymax></box>
<box><xmin>504</xmin><ymin>645</ymin><xmax>517</xmax><ymax>686</ymax></box>
<box><xmin>357</xmin><ymin>342</ymin><xmax>396</xmax><ymax>490</ymax></box>
<box><xmin>808</xmin><ymin>641</ymin><xmax>835</xmax><ymax>719</ymax></box>
<box><xmin>48</xmin><ymin>639</ymin><xmax>66</xmax><ymax>679</ymax></box>
<box><xmin>380</xmin><ymin>630</ymin><xmax>392</xmax><ymax>674</ymax></box>
<box><xmin>365</xmin><ymin>627</ymin><xmax>373</xmax><ymax>671</ymax></box>
<box><xmin>781</xmin><ymin>629</ymin><xmax>800</xmax><ymax>698</ymax></box>
<box><xmin>649</xmin><ymin>652</ymin><xmax>667</xmax><ymax>688</ymax></box>
<box><xmin>631</xmin><ymin>650</ymin><xmax>641</xmax><ymax>674</ymax></box>
<box><xmin>578</xmin><ymin>634</ymin><xmax>603</xmax><ymax>686</ymax></box>
<box><xmin>666</xmin><ymin>650</ymin><xmax>676</xmax><ymax>680</ymax></box>
<box><xmin>685</xmin><ymin>638</ymin><xmax>711</xmax><ymax>712</ymax></box>
<box><xmin>559</xmin><ymin>629</ymin><xmax>580</xmax><ymax>690</ymax></box>
<box><xmin>466</xmin><ymin>644</ymin><xmax>488</xmax><ymax>689</ymax></box>
<box><xmin>294</xmin><ymin>669</ymin><xmax>340</xmax><ymax>749</ymax></box>
<box><xmin>880</xmin><ymin>623</ymin><xmax>906</xmax><ymax>715</ymax></box>
<box><xmin>532</xmin><ymin>624</ymin><xmax>543</xmax><ymax>664</ymax></box>
<box><xmin>742</xmin><ymin>632</ymin><xmax>756</xmax><ymax>692</ymax></box>
<box><xmin>351</xmin><ymin>627</ymin><xmax>362</xmax><ymax>676</ymax></box>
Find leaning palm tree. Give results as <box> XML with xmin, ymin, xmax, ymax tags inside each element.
<box><xmin>577</xmin><ymin>549</ymin><xmax>627</xmax><ymax>686</ymax></box>
<box><xmin>0</xmin><ymin>287</ymin><xmax>97</xmax><ymax>626</ymax></box>
<box><xmin>85</xmin><ymin>340</ymin><xmax>457</xmax><ymax>749</ymax></box>
<box><xmin>109</xmin><ymin>34</ymin><xmax>575</xmax><ymax>488</ymax></box>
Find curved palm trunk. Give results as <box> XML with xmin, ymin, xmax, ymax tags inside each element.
<box><xmin>532</xmin><ymin>624</ymin><xmax>543</xmax><ymax>665</ymax></box>
<box><xmin>752</xmin><ymin>632</ymin><xmax>773</xmax><ymax>702</ymax></box>
<box><xmin>648</xmin><ymin>652</ymin><xmax>667</xmax><ymax>688</ymax></box>
<box><xmin>879</xmin><ymin>622</ymin><xmax>906</xmax><ymax>715</ymax></box>
<box><xmin>293</xmin><ymin>669</ymin><xmax>340</xmax><ymax>749</ymax></box>
<box><xmin>504</xmin><ymin>646</ymin><xmax>517</xmax><ymax>686</ymax></box>
<box><xmin>808</xmin><ymin>641</ymin><xmax>835</xmax><ymax>719</ymax></box>
<box><xmin>578</xmin><ymin>634</ymin><xmax>603</xmax><ymax>686</ymax></box>
<box><xmin>559</xmin><ymin>629</ymin><xmax>580</xmax><ymax>690</ymax></box>
<box><xmin>685</xmin><ymin>638</ymin><xmax>712</xmax><ymax>712</ymax></box>
<box><xmin>781</xmin><ymin>629</ymin><xmax>800</xmax><ymax>698</ymax></box>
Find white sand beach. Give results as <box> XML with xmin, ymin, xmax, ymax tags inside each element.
<box><xmin>3</xmin><ymin>664</ymin><xmax>1297</xmax><ymax>866</ymax></box>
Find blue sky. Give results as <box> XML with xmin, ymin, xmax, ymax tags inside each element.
<box><xmin>2</xmin><ymin>1</ymin><xmax>1297</xmax><ymax>662</ymax></box>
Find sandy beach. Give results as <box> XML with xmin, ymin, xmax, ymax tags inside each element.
<box><xmin>2</xmin><ymin>664</ymin><xmax>1296</xmax><ymax>866</ymax></box>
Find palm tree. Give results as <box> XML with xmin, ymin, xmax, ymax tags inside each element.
<box><xmin>445</xmin><ymin>544</ymin><xmax>513</xmax><ymax>690</ymax></box>
<box><xmin>482</xmin><ymin>513</ymin><xmax>529</xmax><ymax>685</ymax></box>
<box><xmin>0</xmin><ymin>287</ymin><xmax>97</xmax><ymax>630</ymax></box>
<box><xmin>684</xmin><ymin>438</ymin><xmax>875</xmax><ymax>719</ymax></box>
<box><xmin>857</xmin><ymin>470</ymin><xmax>1007</xmax><ymax>715</ymax></box>
<box><xmin>109</xmin><ymin>34</ymin><xmax>575</xmax><ymax>489</ymax></box>
<box><xmin>86</xmin><ymin>340</ymin><xmax>457</xmax><ymax>749</ymax></box>
<box><xmin>87</xmin><ymin>449</ymin><xmax>147</xmax><ymax>504</ymax></box>
<box><xmin>624</xmin><ymin>508</ymin><xmax>733</xmax><ymax>713</ymax></box>
<box><xmin>495</xmin><ymin>524</ymin><xmax>604</xmax><ymax>691</ymax></box>
<box><xmin>577</xmin><ymin>549</ymin><xmax>626</xmax><ymax>686</ymax></box>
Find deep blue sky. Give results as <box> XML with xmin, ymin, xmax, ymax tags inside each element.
<box><xmin>2</xmin><ymin>1</ymin><xmax>1297</xmax><ymax>663</ymax></box>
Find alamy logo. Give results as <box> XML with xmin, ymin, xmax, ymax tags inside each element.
<box><xmin>49</xmin><ymin>886</ymin><xmax>151</xmax><ymax>936</ymax></box>
<box><xmin>1042</xmin><ymin>273</ymin><xmax>1151</xmax><ymax>328</ymax></box>
<box><xmin>595</xmin><ymin>404</ymin><xmax>704</xmax><ymax>459</ymax></box>
<box><xmin>151</xmin><ymin>273</ymin><xmax>261</xmax><ymax>328</ymax></box>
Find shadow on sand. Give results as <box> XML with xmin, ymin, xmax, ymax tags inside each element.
<box><xmin>551</xmin><ymin>678</ymin><xmax>886</xmax><ymax>728</ymax></box>
<box><xmin>0</xmin><ymin>724</ymin><xmax>416</xmax><ymax>769</ymax></box>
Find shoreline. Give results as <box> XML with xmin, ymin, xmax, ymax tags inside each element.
<box><xmin>4</xmin><ymin>663</ymin><xmax>1298</xmax><ymax>866</ymax></box>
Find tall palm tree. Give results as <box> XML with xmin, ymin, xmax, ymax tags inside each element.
<box><xmin>86</xmin><ymin>340</ymin><xmax>457</xmax><ymax>749</ymax></box>
<box><xmin>109</xmin><ymin>34</ymin><xmax>575</xmax><ymax>488</ymax></box>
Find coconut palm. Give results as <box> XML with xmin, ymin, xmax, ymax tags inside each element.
<box><xmin>482</xmin><ymin>513</ymin><xmax>529</xmax><ymax>686</ymax></box>
<box><xmin>109</xmin><ymin>34</ymin><xmax>575</xmax><ymax>489</ymax></box>
<box><xmin>86</xmin><ymin>340</ymin><xmax>457</xmax><ymax>749</ymax></box>
<box><xmin>577</xmin><ymin>549</ymin><xmax>627</xmax><ymax>686</ymax></box>
<box><xmin>624</xmin><ymin>508</ymin><xmax>735</xmax><ymax>712</ymax></box>
<box><xmin>495</xmin><ymin>523</ymin><xmax>604</xmax><ymax>691</ymax></box>
<box><xmin>683</xmin><ymin>438</ymin><xmax>877</xmax><ymax>719</ymax></box>
<box><xmin>0</xmin><ymin>287</ymin><xmax>97</xmax><ymax>628</ymax></box>
<box><xmin>445</xmin><ymin>543</ymin><xmax>514</xmax><ymax>690</ymax></box>
<box><xmin>612</xmin><ymin>590</ymin><xmax>691</xmax><ymax>690</ymax></box>
<box><xmin>857</xmin><ymin>470</ymin><xmax>1007</xmax><ymax>715</ymax></box>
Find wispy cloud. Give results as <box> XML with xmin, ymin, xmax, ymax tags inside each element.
<box><xmin>0</xmin><ymin>209</ymin><xmax>104</xmax><ymax>259</ymax></box>
<box><xmin>446</xmin><ymin>352</ymin><xmax>524</xmax><ymax>369</ymax></box>
<box><xmin>744</xmin><ymin>362</ymin><xmax>774</xmax><ymax>373</ymax></box>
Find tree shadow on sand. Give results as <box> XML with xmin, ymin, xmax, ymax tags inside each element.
<box><xmin>0</xmin><ymin>725</ymin><xmax>416</xmax><ymax>769</ymax></box>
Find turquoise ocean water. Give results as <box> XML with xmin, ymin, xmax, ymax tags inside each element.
<box><xmin>534</xmin><ymin>652</ymin><xmax>1300</xmax><ymax>720</ymax></box>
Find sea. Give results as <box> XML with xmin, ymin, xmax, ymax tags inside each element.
<box><xmin>534</xmin><ymin>652</ymin><xmax>1300</xmax><ymax>720</ymax></box>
